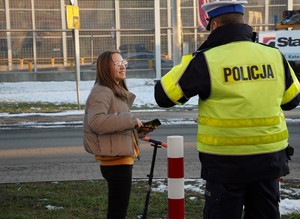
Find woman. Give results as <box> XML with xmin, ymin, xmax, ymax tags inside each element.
<box><xmin>83</xmin><ymin>51</ymin><xmax>151</xmax><ymax>218</ymax></box>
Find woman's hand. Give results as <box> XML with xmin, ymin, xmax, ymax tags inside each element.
<box><xmin>136</xmin><ymin>126</ymin><xmax>157</xmax><ymax>138</ymax></box>
<box><xmin>135</xmin><ymin>118</ymin><xmax>159</xmax><ymax>138</ymax></box>
<box><xmin>134</xmin><ymin>118</ymin><xmax>143</xmax><ymax>128</ymax></box>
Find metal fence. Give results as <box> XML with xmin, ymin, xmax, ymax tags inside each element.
<box><xmin>0</xmin><ymin>0</ymin><xmax>299</xmax><ymax>72</ymax></box>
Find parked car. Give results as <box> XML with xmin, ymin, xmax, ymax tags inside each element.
<box><xmin>121</xmin><ymin>52</ymin><xmax>173</xmax><ymax>69</ymax></box>
<box><xmin>281</xmin><ymin>10</ymin><xmax>300</xmax><ymax>25</ymax></box>
<box><xmin>119</xmin><ymin>44</ymin><xmax>147</xmax><ymax>53</ymax></box>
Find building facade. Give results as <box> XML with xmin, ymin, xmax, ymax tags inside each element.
<box><xmin>0</xmin><ymin>0</ymin><xmax>299</xmax><ymax>72</ymax></box>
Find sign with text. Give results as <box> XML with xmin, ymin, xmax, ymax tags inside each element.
<box><xmin>258</xmin><ymin>30</ymin><xmax>300</xmax><ymax>61</ymax></box>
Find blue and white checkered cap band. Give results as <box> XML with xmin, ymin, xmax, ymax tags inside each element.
<box><xmin>207</xmin><ymin>4</ymin><xmax>244</xmax><ymax>18</ymax></box>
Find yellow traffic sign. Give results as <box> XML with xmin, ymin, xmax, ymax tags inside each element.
<box><xmin>66</xmin><ymin>5</ymin><xmax>80</xmax><ymax>29</ymax></box>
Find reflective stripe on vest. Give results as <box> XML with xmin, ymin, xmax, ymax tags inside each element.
<box><xmin>160</xmin><ymin>54</ymin><xmax>193</xmax><ymax>104</ymax></box>
<box><xmin>198</xmin><ymin>115</ymin><xmax>288</xmax><ymax>146</ymax></box>
<box><xmin>198</xmin><ymin>115</ymin><xmax>281</xmax><ymax>128</ymax></box>
<box><xmin>198</xmin><ymin>130</ymin><xmax>288</xmax><ymax>146</ymax></box>
<box><xmin>197</xmin><ymin>41</ymin><xmax>288</xmax><ymax>155</ymax></box>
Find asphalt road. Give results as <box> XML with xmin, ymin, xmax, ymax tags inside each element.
<box><xmin>0</xmin><ymin>123</ymin><xmax>299</xmax><ymax>184</ymax></box>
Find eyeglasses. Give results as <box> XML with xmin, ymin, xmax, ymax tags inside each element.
<box><xmin>114</xmin><ymin>60</ymin><xmax>128</xmax><ymax>68</ymax></box>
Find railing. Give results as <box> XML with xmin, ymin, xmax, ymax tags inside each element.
<box><xmin>0</xmin><ymin>54</ymin><xmax>172</xmax><ymax>72</ymax></box>
<box><xmin>0</xmin><ymin>57</ymin><xmax>98</xmax><ymax>72</ymax></box>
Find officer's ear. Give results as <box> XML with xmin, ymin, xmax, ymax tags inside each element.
<box><xmin>210</xmin><ymin>20</ymin><xmax>220</xmax><ymax>32</ymax></box>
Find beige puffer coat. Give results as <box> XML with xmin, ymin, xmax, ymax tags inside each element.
<box><xmin>83</xmin><ymin>84</ymin><xmax>139</xmax><ymax>157</ymax></box>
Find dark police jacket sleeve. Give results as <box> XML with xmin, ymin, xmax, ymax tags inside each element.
<box><xmin>281</xmin><ymin>55</ymin><xmax>300</xmax><ymax>110</ymax></box>
<box><xmin>154</xmin><ymin>53</ymin><xmax>211</xmax><ymax>108</ymax></box>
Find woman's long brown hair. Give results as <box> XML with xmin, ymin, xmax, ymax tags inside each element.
<box><xmin>94</xmin><ymin>51</ymin><xmax>128</xmax><ymax>100</ymax></box>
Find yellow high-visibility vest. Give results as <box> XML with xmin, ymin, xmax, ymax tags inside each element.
<box><xmin>198</xmin><ymin>41</ymin><xmax>293</xmax><ymax>155</ymax></box>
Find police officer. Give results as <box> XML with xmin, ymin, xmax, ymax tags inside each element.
<box><xmin>154</xmin><ymin>1</ymin><xmax>300</xmax><ymax>218</ymax></box>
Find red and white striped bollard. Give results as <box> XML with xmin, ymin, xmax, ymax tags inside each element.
<box><xmin>167</xmin><ymin>136</ymin><xmax>184</xmax><ymax>219</ymax></box>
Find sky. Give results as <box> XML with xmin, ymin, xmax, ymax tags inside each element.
<box><xmin>0</xmin><ymin>79</ymin><xmax>300</xmax><ymax>215</ymax></box>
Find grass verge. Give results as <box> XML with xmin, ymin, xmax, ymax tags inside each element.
<box><xmin>0</xmin><ymin>179</ymin><xmax>299</xmax><ymax>219</ymax></box>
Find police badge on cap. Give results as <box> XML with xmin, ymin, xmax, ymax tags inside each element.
<box><xmin>201</xmin><ymin>0</ymin><xmax>248</xmax><ymax>31</ymax></box>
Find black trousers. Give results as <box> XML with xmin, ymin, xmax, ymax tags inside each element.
<box><xmin>100</xmin><ymin>165</ymin><xmax>133</xmax><ymax>219</ymax></box>
<box><xmin>203</xmin><ymin>179</ymin><xmax>281</xmax><ymax>219</ymax></box>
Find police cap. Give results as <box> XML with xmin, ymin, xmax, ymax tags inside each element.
<box><xmin>201</xmin><ymin>0</ymin><xmax>248</xmax><ymax>31</ymax></box>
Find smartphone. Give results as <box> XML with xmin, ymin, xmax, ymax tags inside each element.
<box><xmin>143</xmin><ymin>118</ymin><xmax>161</xmax><ymax>128</ymax></box>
